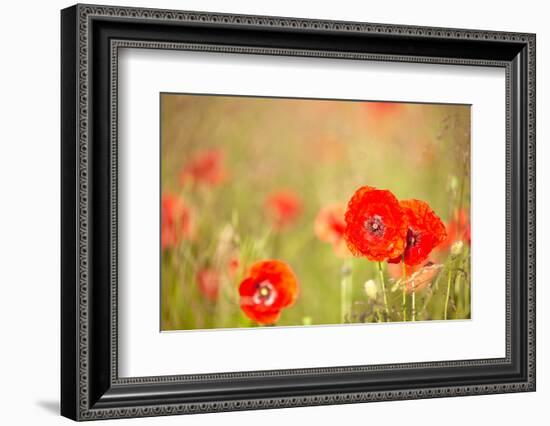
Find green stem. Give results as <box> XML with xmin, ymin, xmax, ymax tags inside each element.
<box><xmin>401</xmin><ymin>257</ymin><xmax>407</xmax><ymax>322</ymax></box>
<box><xmin>455</xmin><ymin>270</ymin><xmax>463</xmax><ymax>315</ymax></box>
<box><xmin>374</xmin><ymin>307</ymin><xmax>382</xmax><ymax>323</ymax></box>
<box><xmin>464</xmin><ymin>248</ymin><xmax>471</xmax><ymax>317</ymax></box>
<box><xmin>411</xmin><ymin>279</ymin><xmax>416</xmax><ymax>322</ymax></box>
<box><xmin>340</xmin><ymin>259</ymin><xmax>353</xmax><ymax>324</ymax></box>
<box><xmin>444</xmin><ymin>269</ymin><xmax>453</xmax><ymax>320</ymax></box>
<box><xmin>377</xmin><ymin>262</ymin><xmax>390</xmax><ymax>321</ymax></box>
<box><xmin>408</xmin><ymin>257</ymin><xmax>416</xmax><ymax>321</ymax></box>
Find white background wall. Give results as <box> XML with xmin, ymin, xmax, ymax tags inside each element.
<box><xmin>0</xmin><ymin>0</ymin><xmax>546</xmax><ymax>424</ymax></box>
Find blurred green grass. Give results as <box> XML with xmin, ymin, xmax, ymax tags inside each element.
<box><xmin>161</xmin><ymin>94</ymin><xmax>471</xmax><ymax>330</ymax></box>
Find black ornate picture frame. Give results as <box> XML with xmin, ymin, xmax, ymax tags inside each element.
<box><xmin>61</xmin><ymin>4</ymin><xmax>536</xmax><ymax>421</ymax></box>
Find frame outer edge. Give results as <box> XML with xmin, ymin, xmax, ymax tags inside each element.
<box><xmin>61</xmin><ymin>4</ymin><xmax>80</xmax><ymax>422</ymax></box>
<box><xmin>66</xmin><ymin>4</ymin><xmax>536</xmax><ymax>421</ymax></box>
<box><xmin>76</xmin><ymin>2</ymin><xmax>92</xmax><ymax>420</ymax></box>
<box><xmin>527</xmin><ymin>33</ymin><xmax>536</xmax><ymax>390</ymax></box>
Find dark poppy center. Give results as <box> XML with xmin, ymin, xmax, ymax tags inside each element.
<box><xmin>407</xmin><ymin>228</ymin><xmax>419</xmax><ymax>247</ymax></box>
<box><xmin>253</xmin><ymin>280</ymin><xmax>277</xmax><ymax>306</ymax></box>
<box><xmin>364</xmin><ymin>215</ymin><xmax>385</xmax><ymax>237</ymax></box>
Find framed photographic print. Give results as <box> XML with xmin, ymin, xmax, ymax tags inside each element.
<box><xmin>61</xmin><ymin>4</ymin><xmax>536</xmax><ymax>421</ymax></box>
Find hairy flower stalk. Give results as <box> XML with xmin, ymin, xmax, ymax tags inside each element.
<box><xmin>411</xmin><ymin>281</ymin><xmax>416</xmax><ymax>321</ymax></box>
<box><xmin>377</xmin><ymin>262</ymin><xmax>390</xmax><ymax>320</ymax></box>
<box><xmin>444</xmin><ymin>269</ymin><xmax>453</xmax><ymax>320</ymax></box>
<box><xmin>340</xmin><ymin>259</ymin><xmax>353</xmax><ymax>323</ymax></box>
<box><xmin>401</xmin><ymin>255</ymin><xmax>407</xmax><ymax>321</ymax></box>
<box><xmin>455</xmin><ymin>271</ymin><xmax>463</xmax><ymax>314</ymax></box>
<box><xmin>444</xmin><ymin>245</ymin><xmax>463</xmax><ymax>320</ymax></box>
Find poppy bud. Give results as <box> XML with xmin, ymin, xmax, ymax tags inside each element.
<box><xmin>451</xmin><ymin>240</ymin><xmax>464</xmax><ymax>256</ymax></box>
<box><xmin>364</xmin><ymin>279</ymin><xmax>378</xmax><ymax>299</ymax></box>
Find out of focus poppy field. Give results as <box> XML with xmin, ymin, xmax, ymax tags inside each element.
<box><xmin>161</xmin><ymin>94</ymin><xmax>471</xmax><ymax>331</ymax></box>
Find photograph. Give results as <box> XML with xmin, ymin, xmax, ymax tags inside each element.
<box><xmin>160</xmin><ymin>94</ymin><xmax>471</xmax><ymax>331</ymax></box>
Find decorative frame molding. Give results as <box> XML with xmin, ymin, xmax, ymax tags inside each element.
<box><xmin>61</xmin><ymin>4</ymin><xmax>535</xmax><ymax>421</ymax></box>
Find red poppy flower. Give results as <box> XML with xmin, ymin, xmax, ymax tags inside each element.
<box><xmin>439</xmin><ymin>208</ymin><xmax>471</xmax><ymax>251</ymax></box>
<box><xmin>388</xmin><ymin>199</ymin><xmax>447</xmax><ymax>266</ymax></box>
<box><xmin>179</xmin><ymin>148</ymin><xmax>226</xmax><ymax>186</ymax></box>
<box><xmin>239</xmin><ymin>260</ymin><xmax>299</xmax><ymax>325</ymax></box>
<box><xmin>344</xmin><ymin>186</ymin><xmax>408</xmax><ymax>261</ymax></box>
<box><xmin>314</xmin><ymin>204</ymin><xmax>351</xmax><ymax>257</ymax></box>
<box><xmin>265</xmin><ymin>190</ymin><xmax>303</xmax><ymax>229</ymax></box>
<box><xmin>161</xmin><ymin>193</ymin><xmax>192</xmax><ymax>250</ymax></box>
<box><xmin>196</xmin><ymin>268</ymin><xmax>220</xmax><ymax>301</ymax></box>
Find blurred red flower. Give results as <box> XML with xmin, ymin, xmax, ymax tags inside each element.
<box><xmin>388</xmin><ymin>199</ymin><xmax>447</xmax><ymax>266</ymax></box>
<box><xmin>239</xmin><ymin>260</ymin><xmax>299</xmax><ymax>325</ymax></box>
<box><xmin>265</xmin><ymin>190</ymin><xmax>303</xmax><ymax>229</ymax></box>
<box><xmin>311</xmin><ymin>137</ymin><xmax>345</xmax><ymax>163</ymax></box>
<box><xmin>314</xmin><ymin>204</ymin><xmax>351</xmax><ymax>257</ymax></box>
<box><xmin>439</xmin><ymin>208</ymin><xmax>471</xmax><ymax>251</ymax></box>
<box><xmin>179</xmin><ymin>148</ymin><xmax>226</xmax><ymax>186</ymax></box>
<box><xmin>161</xmin><ymin>193</ymin><xmax>192</xmax><ymax>250</ymax></box>
<box><xmin>364</xmin><ymin>102</ymin><xmax>403</xmax><ymax>118</ymax></box>
<box><xmin>196</xmin><ymin>268</ymin><xmax>221</xmax><ymax>301</ymax></box>
<box><xmin>228</xmin><ymin>256</ymin><xmax>240</xmax><ymax>276</ymax></box>
<box><xmin>344</xmin><ymin>186</ymin><xmax>408</xmax><ymax>261</ymax></box>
